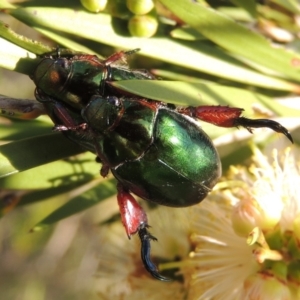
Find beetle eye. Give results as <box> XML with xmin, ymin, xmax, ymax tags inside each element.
<box><xmin>107</xmin><ymin>96</ymin><xmax>121</xmax><ymax>107</ymax></box>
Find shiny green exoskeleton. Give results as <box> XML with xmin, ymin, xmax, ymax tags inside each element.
<box><xmin>31</xmin><ymin>49</ymin><xmax>155</xmax><ymax>110</ymax></box>
<box><xmin>82</xmin><ymin>96</ymin><xmax>221</xmax><ymax>207</ymax></box>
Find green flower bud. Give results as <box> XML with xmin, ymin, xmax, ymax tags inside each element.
<box><xmin>126</xmin><ymin>0</ymin><xmax>154</xmax><ymax>15</ymax></box>
<box><xmin>128</xmin><ymin>15</ymin><xmax>158</xmax><ymax>38</ymax></box>
<box><xmin>105</xmin><ymin>0</ymin><xmax>131</xmax><ymax>19</ymax></box>
<box><xmin>80</xmin><ymin>0</ymin><xmax>107</xmax><ymax>13</ymax></box>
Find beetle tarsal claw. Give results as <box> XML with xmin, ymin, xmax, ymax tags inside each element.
<box><xmin>138</xmin><ymin>225</ymin><xmax>171</xmax><ymax>282</ymax></box>
<box><xmin>236</xmin><ymin>117</ymin><xmax>293</xmax><ymax>143</ymax></box>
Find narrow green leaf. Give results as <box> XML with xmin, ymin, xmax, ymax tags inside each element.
<box><xmin>159</xmin><ymin>0</ymin><xmax>300</xmax><ymax>82</ymax></box>
<box><xmin>0</xmin><ymin>37</ymin><xmax>39</xmax><ymax>74</ymax></box>
<box><xmin>33</xmin><ymin>178</ymin><xmax>116</xmax><ymax>230</ymax></box>
<box><xmin>36</xmin><ymin>27</ymin><xmax>98</xmax><ymax>54</ymax></box>
<box><xmin>271</xmin><ymin>0</ymin><xmax>300</xmax><ymax>14</ymax></box>
<box><xmin>0</xmin><ymin>21</ymin><xmax>52</xmax><ymax>54</ymax></box>
<box><xmin>230</xmin><ymin>0</ymin><xmax>257</xmax><ymax>18</ymax></box>
<box><xmin>0</xmin><ymin>151</ymin><xmax>99</xmax><ymax>189</ymax></box>
<box><xmin>0</xmin><ymin>118</ymin><xmax>51</xmax><ymax>141</ymax></box>
<box><xmin>20</xmin><ymin>180</ymin><xmax>95</xmax><ymax>206</ymax></box>
<box><xmin>217</xmin><ymin>7</ymin><xmax>254</xmax><ymax>22</ymax></box>
<box><xmin>0</xmin><ymin>133</ymin><xmax>84</xmax><ymax>177</ymax></box>
<box><xmin>258</xmin><ymin>5</ymin><xmax>293</xmax><ymax>23</ymax></box>
<box><xmin>170</xmin><ymin>27</ymin><xmax>206</xmax><ymax>41</ymax></box>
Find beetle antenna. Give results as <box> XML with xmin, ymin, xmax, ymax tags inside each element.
<box><xmin>124</xmin><ymin>48</ymin><xmax>141</xmax><ymax>56</ymax></box>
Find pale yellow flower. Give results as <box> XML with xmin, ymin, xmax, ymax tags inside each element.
<box><xmin>180</xmin><ymin>146</ymin><xmax>300</xmax><ymax>300</ymax></box>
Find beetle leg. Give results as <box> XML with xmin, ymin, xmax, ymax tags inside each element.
<box><xmin>117</xmin><ymin>183</ymin><xmax>148</xmax><ymax>239</ymax></box>
<box><xmin>116</xmin><ymin>184</ymin><xmax>170</xmax><ymax>281</ymax></box>
<box><xmin>103</xmin><ymin>49</ymin><xmax>156</xmax><ymax>81</ymax></box>
<box><xmin>178</xmin><ymin>105</ymin><xmax>293</xmax><ymax>143</ymax></box>
<box><xmin>104</xmin><ymin>49</ymin><xmax>140</xmax><ymax>66</ymax></box>
<box><xmin>138</xmin><ymin>225</ymin><xmax>171</xmax><ymax>281</ymax></box>
<box><xmin>53</xmin><ymin>123</ymin><xmax>88</xmax><ymax>132</ymax></box>
<box><xmin>45</xmin><ymin>102</ymin><xmax>111</xmax><ymax>177</ymax></box>
<box><xmin>232</xmin><ymin>117</ymin><xmax>293</xmax><ymax>143</ymax></box>
<box><xmin>36</xmin><ymin>92</ymin><xmax>112</xmax><ymax>176</ymax></box>
<box><xmin>35</xmin><ymin>91</ymin><xmax>84</xmax><ymax>128</ymax></box>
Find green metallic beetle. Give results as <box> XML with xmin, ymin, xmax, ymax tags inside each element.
<box><xmin>30</xmin><ymin>49</ymin><xmax>293</xmax><ymax>281</ymax></box>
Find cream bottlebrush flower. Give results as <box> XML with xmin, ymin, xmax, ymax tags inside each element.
<box><xmin>95</xmin><ymin>206</ymin><xmax>190</xmax><ymax>300</ymax></box>
<box><xmin>180</xmin><ymin>146</ymin><xmax>300</xmax><ymax>300</ymax></box>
